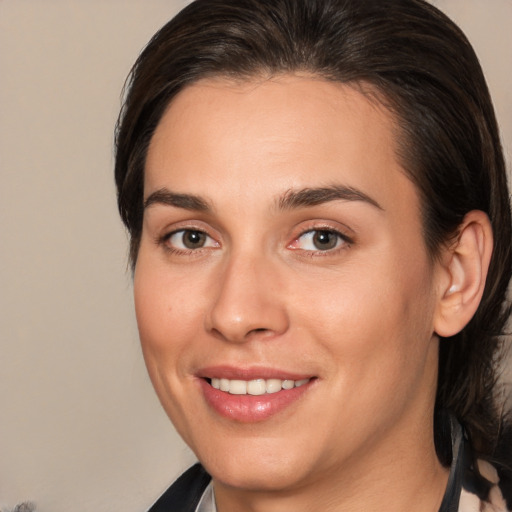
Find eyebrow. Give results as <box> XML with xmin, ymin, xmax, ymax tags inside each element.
<box><xmin>143</xmin><ymin>184</ymin><xmax>383</xmax><ymax>213</ymax></box>
<box><xmin>277</xmin><ymin>185</ymin><xmax>383</xmax><ymax>211</ymax></box>
<box><xmin>144</xmin><ymin>188</ymin><xmax>211</xmax><ymax>212</ymax></box>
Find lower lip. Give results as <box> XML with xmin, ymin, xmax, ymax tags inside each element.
<box><xmin>199</xmin><ymin>379</ymin><xmax>314</xmax><ymax>423</ymax></box>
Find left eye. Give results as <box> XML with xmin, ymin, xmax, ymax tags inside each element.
<box><xmin>292</xmin><ymin>229</ymin><xmax>347</xmax><ymax>251</ymax></box>
<box><xmin>166</xmin><ymin>229</ymin><xmax>217</xmax><ymax>250</ymax></box>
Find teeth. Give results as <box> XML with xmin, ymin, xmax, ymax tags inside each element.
<box><xmin>229</xmin><ymin>380</ymin><xmax>247</xmax><ymax>395</ymax></box>
<box><xmin>210</xmin><ymin>377</ymin><xmax>311</xmax><ymax>395</ymax></box>
<box><xmin>282</xmin><ymin>379</ymin><xmax>295</xmax><ymax>390</ymax></box>
<box><xmin>266</xmin><ymin>379</ymin><xmax>282</xmax><ymax>394</ymax></box>
<box><xmin>247</xmin><ymin>379</ymin><xmax>266</xmax><ymax>395</ymax></box>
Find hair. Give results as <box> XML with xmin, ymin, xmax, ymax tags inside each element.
<box><xmin>115</xmin><ymin>0</ymin><xmax>512</xmax><ymax>473</ymax></box>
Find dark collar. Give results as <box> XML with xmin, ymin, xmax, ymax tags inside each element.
<box><xmin>147</xmin><ymin>463</ymin><xmax>211</xmax><ymax>512</ymax></box>
<box><xmin>438</xmin><ymin>414</ymin><xmax>468</xmax><ymax>512</ymax></box>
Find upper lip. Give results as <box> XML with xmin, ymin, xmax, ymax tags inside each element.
<box><xmin>197</xmin><ymin>365</ymin><xmax>314</xmax><ymax>381</ymax></box>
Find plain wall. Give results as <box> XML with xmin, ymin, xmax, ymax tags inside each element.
<box><xmin>0</xmin><ymin>1</ymin><xmax>510</xmax><ymax>511</ymax></box>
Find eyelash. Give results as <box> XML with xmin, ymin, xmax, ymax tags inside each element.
<box><xmin>157</xmin><ymin>225</ymin><xmax>353</xmax><ymax>257</ymax></box>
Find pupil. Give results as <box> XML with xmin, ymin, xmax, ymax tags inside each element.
<box><xmin>183</xmin><ymin>231</ymin><xmax>205</xmax><ymax>249</ymax></box>
<box><xmin>313</xmin><ymin>230</ymin><xmax>337</xmax><ymax>250</ymax></box>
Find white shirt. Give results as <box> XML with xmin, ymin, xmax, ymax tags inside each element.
<box><xmin>195</xmin><ymin>482</ymin><xmax>217</xmax><ymax>512</ymax></box>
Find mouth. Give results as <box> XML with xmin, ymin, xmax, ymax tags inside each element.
<box><xmin>206</xmin><ymin>377</ymin><xmax>311</xmax><ymax>395</ymax></box>
<box><xmin>198</xmin><ymin>370</ymin><xmax>316</xmax><ymax>422</ymax></box>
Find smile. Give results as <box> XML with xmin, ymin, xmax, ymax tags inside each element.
<box><xmin>209</xmin><ymin>377</ymin><xmax>311</xmax><ymax>395</ymax></box>
<box><xmin>200</xmin><ymin>372</ymin><xmax>316</xmax><ymax>422</ymax></box>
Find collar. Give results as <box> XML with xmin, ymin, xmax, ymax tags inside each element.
<box><xmin>438</xmin><ymin>413</ymin><xmax>467</xmax><ymax>512</ymax></box>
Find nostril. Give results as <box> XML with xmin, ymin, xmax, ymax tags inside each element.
<box><xmin>246</xmin><ymin>327</ymin><xmax>274</xmax><ymax>340</ymax></box>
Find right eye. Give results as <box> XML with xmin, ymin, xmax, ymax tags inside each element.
<box><xmin>165</xmin><ymin>229</ymin><xmax>218</xmax><ymax>251</ymax></box>
<box><xmin>294</xmin><ymin>229</ymin><xmax>345</xmax><ymax>251</ymax></box>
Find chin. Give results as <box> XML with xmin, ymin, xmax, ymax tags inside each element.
<box><xmin>207</xmin><ymin>458</ymin><xmax>303</xmax><ymax>492</ymax></box>
<box><xmin>193</xmin><ymin>435</ymin><xmax>318</xmax><ymax>492</ymax></box>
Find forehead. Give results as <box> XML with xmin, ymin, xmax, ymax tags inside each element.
<box><xmin>145</xmin><ymin>75</ymin><xmax>418</xmax><ymax>219</ymax></box>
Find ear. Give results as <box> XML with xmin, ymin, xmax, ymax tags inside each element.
<box><xmin>433</xmin><ymin>210</ymin><xmax>493</xmax><ymax>337</ymax></box>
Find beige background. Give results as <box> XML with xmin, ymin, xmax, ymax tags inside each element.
<box><xmin>0</xmin><ymin>1</ymin><xmax>510</xmax><ymax>511</ymax></box>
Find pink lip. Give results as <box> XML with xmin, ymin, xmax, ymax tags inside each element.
<box><xmin>197</xmin><ymin>366</ymin><xmax>316</xmax><ymax>423</ymax></box>
<box><xmin>197</xmin><ymin>365</ymin><xmax>312</xmax><ymax>381</ymax></box>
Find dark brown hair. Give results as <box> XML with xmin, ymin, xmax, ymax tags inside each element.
<box><xmin>115</xmin><ymin>0</ymin><xmax>511</xmax><ymax>471</ymax></box>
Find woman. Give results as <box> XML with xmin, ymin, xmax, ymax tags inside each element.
<box><xmin>115</xmin><ymin>0</ymin><xmax>512</xmax><ymax>510</ymax></box>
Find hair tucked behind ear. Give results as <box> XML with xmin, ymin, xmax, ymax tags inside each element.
<box><xmin>115</xmin><ymin>0</ymin><xmax>512</xmax><ymax>469</ymax></box>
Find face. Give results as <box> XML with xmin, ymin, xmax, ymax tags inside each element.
<box><xmin>135</xmin><ymin>75</ymin><xmax>442</xmax><ymax>494</ymax></box>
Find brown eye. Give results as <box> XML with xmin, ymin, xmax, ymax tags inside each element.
<box><xmin>182</xmin><ymin>230</ymin><xmax>206</xmax><ymax>249</ymax></box>
<box><xmin>166</xmin><ymin>229</ymin><xmax>218</xmax><ymax>251</ymax></box>
<box><xmin>289</xmin><ymin>229</ymin><xmax>349</xmax><ymax>252</ymax></box>
<box><xmin>312</xmin><ymin>230</ymin><xmax>339</xmax><ymax>250</ymax></box>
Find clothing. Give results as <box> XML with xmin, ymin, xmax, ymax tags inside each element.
<box><xmin>146</xmin><ymin>417</ymin><xmax>511</xmax><ymax>512</ymax></box>
<box><xmin>195</xmin><ymin>481</ymin><xmax>215</xmax><ymax>512</ymax></box>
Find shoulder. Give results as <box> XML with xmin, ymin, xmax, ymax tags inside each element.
<box><xmin>147</xmin><ymin>464</ymin><xmax>211</xmax><ymax>512</ymax></box>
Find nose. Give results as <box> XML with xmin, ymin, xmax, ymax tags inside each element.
<box><xmin>205</xmin><ymin>251</ymin><xmax>289</xmax><ymax>343</ymax></box>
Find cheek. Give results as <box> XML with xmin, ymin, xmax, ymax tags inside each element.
<box><xmin>134</xmin><ymin>265</ymin><xmax>169</xmax><ymax>352</ymax></box>
<box><xmin>134</xmin><ymin>254</ymin><xmax>205</xmax><ymax>343</ymax></box>
<box><xmin>133</xmin><ymin>260</ymin><xmax>196</xmax><ymax>386</ymax></box>
<box><xmin>133</xmin><ymin>260</ymin><xmax>204</xmax><ymax>434</ymax></box>
<box><xmin>294</xmin><ymin>248</ymin><xmax>437</xmax><ymax>380</ymax></box>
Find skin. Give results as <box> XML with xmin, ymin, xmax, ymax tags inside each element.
<box><xmin>135</xmin><ymin>75</ymin><xmax>452</xmax><ymax>512</ymax></box>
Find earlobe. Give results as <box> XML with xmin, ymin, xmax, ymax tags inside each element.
<box><xmin>433</xmin><ymin>210</ymin><xmax>493</xmax><ymax>338</ymax></box>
